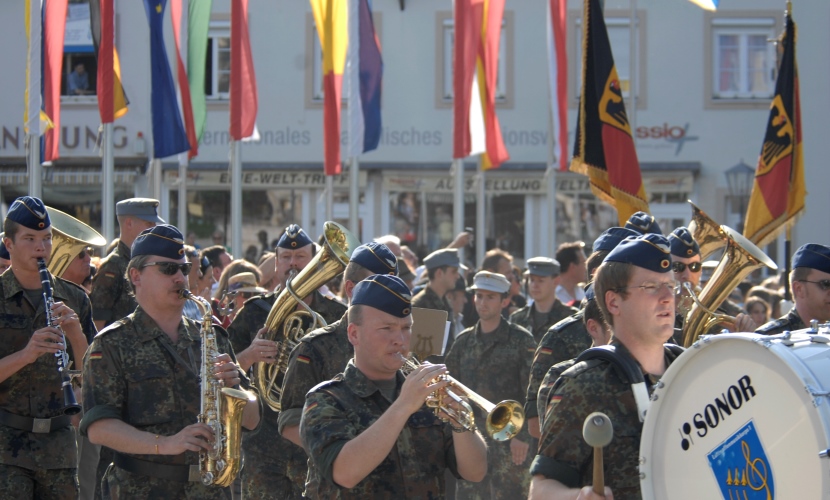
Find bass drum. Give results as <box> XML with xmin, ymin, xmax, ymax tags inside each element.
<box><xmin>640</xmin><ymin>331</ymin><xmax>830</xmax><ymax>499</ymax></box>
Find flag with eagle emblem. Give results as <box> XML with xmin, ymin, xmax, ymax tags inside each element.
<box><xmin>569</xmin><ymin>0</ymin><xmax>649</xmax><ymax>225</ymax></box>
<box><xmin>743</xmin><ymin>10</ymin><xmax>805</xmax><ymax>247</ymax></box>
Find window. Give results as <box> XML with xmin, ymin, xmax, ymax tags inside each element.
<box><xmin>704</xmin><ymin>12</ymin><xmax>782</xmax><ymax>109</ymax></box>
<box><xmin>435</xmin><ymin>11</ymin><xmax>514</xmax><ymax>108</ymax></box>
<box><xmin>62</xmin><ymin>2</ymin><xmax>97</xmax><ymax>97</ymax></box>
<box><xmin>569</xmin><ymin>9</ymin><xmax>647</xmax><ymax>109</ymax></box>
<box><xmin>206</xmin><ymin>22</ymin><xmax>230</xmax><ymax>99</ymax></box>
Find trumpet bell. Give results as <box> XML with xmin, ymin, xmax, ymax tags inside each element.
<box><xmin>46</xmin><ymin>207</ymin><xmax>106</xmax><ymax>278</ymax></box>
<box><xmin>487</xmin><ymin>400</ymin><xmax>525</xmax><ymax>442</ymax></box>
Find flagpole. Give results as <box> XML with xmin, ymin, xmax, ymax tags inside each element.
<box><xmin>476</xmin><ymin>158</ymin><xmax>485</xmax><ymax>268</ymax></box>
<box><xmin>325</xmin><ymin>175</ymin><xmax>334</xmax><ymax>221</ymax></box>
<box><xmin>25</xmin><ymin>0</ymin><xmax>42</xmax><ymax>199</ymax></box>
<box><xmin>349</xmin><ymin>157</ymin><xmax>359</xmax><ymax>236</ymax></box>
<box><xmin>102</xmin><ymin>123</ymin><xmax>115</xmax><ymax>243</ymax></box>
<box><xmin>230</xmin><ymin>140</ymin><xmax>242</xmax><ymax>257</ymax></box>
<box><xmin>178</xmin><ymin>154</ymin><xmax>188</xmax><ymax>236</ymax></box>
<box><xmin>629</xmin><ymin>0</ymin><xmax>638</xmax><ymax>136</ymax></box>
<box><xmin>453</xmin><ymin>158</ymin><xmax>465</xmax><ymax>264</ymax></box>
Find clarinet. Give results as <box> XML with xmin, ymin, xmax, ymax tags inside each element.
<box><xmin>37</xmin><ymin>258</ymin><xmax>81</xmax><ymax>416</ymax></box>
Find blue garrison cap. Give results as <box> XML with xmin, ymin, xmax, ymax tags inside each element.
<box><xmin>525</xmin><ymin>257</ymin><xmax>560</xmax><ymax>277</ymax></box>
<box><xmin>115</xmin><ymin>198</ymin><xmax>164</xmax><ymax>224</ymax></box>
<box><xmin>0</xmin><ymin>233</ymin><xmax>8</xmax><ymax>260</ymax></box>
<box><xmin>592</xmin><ymin>227</ymin><xmax>640</xmax><ymax>253</ymax></box>
<box><xmin>351</xmin><ymin>242</ymin><xmax>398</xmax><ymax>276</ymax></box>
<box><xmin>624</xmin><ymin>212</ymin><xmax>662</xmax><ymax>235</ymax></box>
<box><xmin>471</xmin><ymin>271</ymin><xmax>511</xmax><ymax>294</ymax></box>
<box><xmin>6</xmin><ymin>196</ymin><xmax>50</xmax><ymax>230</ymax></box>
<box><xmin>603</xmin><ymin>234</ymin><xmax>672</xmax><ymax>273</ymax></box>
<box><xmin>131</xmin><ymin>224</ymin><xmax>186</xmax><ymax>260</ymax></box>
<box><xmin>423</xmin><ymin>248</ymin><xmax>460</xmax><ymax>270</ymax></box>
<box><xmin>669</xmin><ymin>227</ymin><xmax>700</xmax><ymax>258</ymax></box>
<box><xmin>277</xmin><ymin>224</ymin><xmax>313</xmax><ymax>250</ymax></box>
<box><xmin>584</xmin><ymin>282</ymin><xmax>596</xmax><ymax>302</ymax></box>
<box><xmin>351</xmin><ymin>274</ymin><xmax>412</xmax><ymax>317</ymax></box>
<box><xmin>792</xmin><ymin>244</ymin><xmax>830</xmax><ymax>274</ymax></box>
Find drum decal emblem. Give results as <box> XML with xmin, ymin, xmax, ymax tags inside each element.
<box><xmin>707</xmin><ymin>420</ymin><xmax>774</xmax><ymax>500</ymax></box>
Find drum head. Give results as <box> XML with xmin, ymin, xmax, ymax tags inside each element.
<box><xmin>640</xmin><ymin>333</ymin><xmax>830</xmax><ymax>499</ymax></box>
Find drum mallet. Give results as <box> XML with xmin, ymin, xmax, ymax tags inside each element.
<box><xmin>583</xmin><ymin>412</ymin><xmax>614</xmax><ymax>496</ymax></box>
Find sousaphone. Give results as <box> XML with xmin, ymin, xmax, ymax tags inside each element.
<box><xmin>46</xmin><ymin>207</ymin><xmax>107</xmax><ymax>278</ymax></box>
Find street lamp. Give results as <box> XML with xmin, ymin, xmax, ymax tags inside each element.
<box><xmin>724</xmin><ymin>159</ymin><xmax>755</xmax><ymax>233</ymax></box>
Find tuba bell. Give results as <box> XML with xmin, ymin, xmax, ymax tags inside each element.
<box><xmin>686</xmin><ymin>200</ymin><xmax>727</xmax><ymax>261</ymax></box>
<box><xmin>45</xmin><ymin>207</ymin><xmax>106</xmax><ymax>278</ymax></box>
<box><xmin>254</xmin><ymin>222</ymin><xmax>360</xmax><ymax>412</ymax></box>
<box><xmin>681</xmin><ymin>225</ymin><xmax>777</xmax><ymax>346</ymax></box>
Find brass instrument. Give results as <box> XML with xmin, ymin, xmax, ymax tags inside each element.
<box><xmin>45</xmin><ymin>207</ymin><xmax>106</xmax><ymax>278</ymax></box>
<box><xmin>255</xmin><ymin>221</ymin><xmax>360</xmax><ymax>412</ymax></box>
<box><xmin>180</xmin><ymin>289</ymin><xmax>254</xmax><ymax>487</ymax></box>
<box><xmin>37</xmin><ymin>258</ymin><xmax>81</xmax><ymax>416</ymax></box>
<box><xmin>681</xmin><ymin>226</ymin><xmax>777</xmax><ymax>346</ymax></box>
<box><xmin>400</xmin><ymin>355</ymin><xmax>525</xmax><ymax>442</ymax></box>
<box><xmin>687</xmin><ymin>201</ymin><xmax>726</xmax><ymax>261</ymax></box>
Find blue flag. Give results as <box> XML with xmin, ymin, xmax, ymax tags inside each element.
<box><xmin>144</xmin><ymin>0</ymin><xmax>189</xmax><ymax>158</ymax></box>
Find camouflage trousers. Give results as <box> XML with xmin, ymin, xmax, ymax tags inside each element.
<box><xmin>240</xmin><ymin>455</ymin><xmax>303</xmax><ymax>500</ymax></box>
<box><xmin>0</xmin><ymin>464</ymin><xmax>77</xmax><ymax>500</ymax></box>
<box><xmin>455</xmin><ymin>439</ymin><xmax>531</xmax><ymax>500</ymax></box>
<box><xmin>103</xmin><ymin>463</ymin><xmax>231</xmax><ymax>499</ymax></box>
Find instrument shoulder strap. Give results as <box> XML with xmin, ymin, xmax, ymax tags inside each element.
<box><xmin>574</xmin><ymin>345</ymin><xmax>650</xmax><ymax>422</ymax></box>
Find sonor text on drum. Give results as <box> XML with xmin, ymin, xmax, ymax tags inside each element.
<box><xmin>679</xmin><ymin>375</ymin><xmax>756</xmax><ymax>450</ymax></box>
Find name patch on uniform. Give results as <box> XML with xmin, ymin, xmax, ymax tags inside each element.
<box><xmin>707</xmin><ymin>420</ymin><xmax>774</xmax><ymax>500</ymax></box>
<box><xmin>297</xmin><ymin>355</ymin><xmax>311</xmax><ymax>365</ymax></box>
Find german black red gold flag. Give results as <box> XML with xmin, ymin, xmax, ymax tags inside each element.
<box><xmin>744</xmin><ymin>10</ymin><xmax>805</xmax><ymax>246</ymax></box>
<box><xmin>88</xmin><ymin>0</ymin><xmax>129</xmax><ymax>123</ymax></box>
<box><xmin>570</xmin><ymin>0</ymin><xmax>649</xmax><ymax>225</ymax></box>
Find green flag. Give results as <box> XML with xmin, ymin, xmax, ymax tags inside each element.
<box><xmin>188</xmin><ymin>0</ymin><xmax>212</xmax><ymax>142</ymax></box>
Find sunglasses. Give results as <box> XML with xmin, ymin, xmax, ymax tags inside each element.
<box><xmin>672</xmin><ymin>261</ymin><xmax>702</xmax><ymax>274</ymax></box>
<box><xmin>77</xmin><ymin>248</ymin><xmax>92</xmax><ymax>259</ymax></box>
<box><xmin>141</xmin><ymin>262</ymin><xmax>193</xmax><ymax>276</ymax></box>
<box><xmin>799</xmin><ymin>279</ymin><xmax>830</xmax><ymax>291</ymax></box>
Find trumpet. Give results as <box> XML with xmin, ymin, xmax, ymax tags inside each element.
<box><xmin>399</xmin><ymin>354</ymin><xmax>525</xmax><ymax>442</ymax></box>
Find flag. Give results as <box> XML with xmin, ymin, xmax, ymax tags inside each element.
<box><xmin>170</xmin><ymin>0</ymin><xmax>198</xmax><ymax>158</ymax></box>
<box><xmin>24</xmin><ymin>0</ymin><xmax>43</xmax><ymax>137</ymax></box>
<box><xmin>89</xmin><ymin>0</ymin><xmax>129</xmax><ymax>123</ymax></box>
<box><xmin>346</xmin><ymin>0</ymin><xmax>382</xmax><ymax>157</ymax></box>
<box><xmin>547</xmin><ymin>0</ymin><xmax>568</xmax><ymax>171</ymax></box>
<box><xmin>452</xmin><ymin>0</ymin><xmax>509</xmax><ymax>170</ymax></box>
<box><xmin>310</xmin><ymin>0</ymin><xmax>348</xmax><ymax>176</ymax></box>
<box><xmin>43</xmin><ymin>0</ymin><xmax>69</xmax><ymax>162</ymax></box>
<box><xmin>143</xmin><ymin>0</ymin><xmax>190</xmax><ymax>158</ymax></box>
<box><xmin>230</xmin><ymin>0</ymin><xmax>258</xmax><ymax>141</ymax></box>
<box><xmin>743</xmin><ymin>11</ymin><xmax>805</xmax><ymax>246</ymax></box>
<box><xmin>188</xmin><ymin>0</ymin><xmax>212</xmax><ymax>143</ymax></box>
<box><xmin>570</xmin><ymin>0</ymin><xmax>649</xmax><ymax>225</ymax></box>
<box><xmin>687</xmin><ymin>0</ymin><xmax>719</xmax><ymax>11</ymax></box>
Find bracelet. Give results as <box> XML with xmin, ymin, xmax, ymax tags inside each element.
<box><xmin>154</xmin><ymin>434</ymin><xmax>160</xmax><ymax>455</ymax></box>
<box><xmin>450</xmin><ymin>423</ymin><xmax>470</xmax><ymax>433</ymax></box>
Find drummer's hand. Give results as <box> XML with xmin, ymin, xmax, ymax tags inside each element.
<box><xmin>577</xmin><ymin>486</ymin><xmax>613</xmax><ymax>500</ymax></box>
<box><xmin>734</xmin><ymin>313</ymin><xmax>757</xmax><ymax>333</ymax></box>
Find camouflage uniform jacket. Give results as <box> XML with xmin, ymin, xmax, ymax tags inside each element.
<box><xmin>0</xmin><ymin>270</ymin><xmax>95</xmax><ymax>470</ymax></box>
<box><xmin>530</xmin><ymin>341</ymin><xmax>680</xmax><ymax>500</ymax></box>
<box><xmin>412</xmin><ymin>285</ymin><xmax>455</xmax><ymax>355</ymax></box>
<box><xmin>536</xmin><ymin>359</ymin><xmax>577</xmax><ymax>427</ymax></box>
<box><xmin>509</xmin><ymin>301</ymin><xmax>578</xmax><ymax>343</ymax></box>
<box><xmin>226</xmin><ymin>289</ymin><xmax>346</xmax><ymax>491</ymax></box>
<box><xmin>445</xmin><ymin>318</ymin><xmax>536</xmax><ymax>443</ymax></box>
<box><xmin>301</xmin><ymin>361</ymin><xmax>460</xmax><ymax>499</ymax></box>
<box><xmin>755</xmin><ymin>307</ymin><xmax>806</xmax><ymax>336</ymax></box>
<box><xmin>525</xmin><ymin>311</ymin><xmax>590</xmax><ymax>419</ymax></box>
<box><xmin>89</xmin><ymin>240</ymin><xmax>136</xmax><ymax>326</ymax></box>
<box><xmin>79</xmin><ymin>306</ymin><xmax>254</xmax><ymax>466</ymax></box>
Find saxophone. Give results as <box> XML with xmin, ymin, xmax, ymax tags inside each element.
<box><xmin>180</xmin><ymin>289</ymin><xmax>255</xmax><ymax>487</ymax></box>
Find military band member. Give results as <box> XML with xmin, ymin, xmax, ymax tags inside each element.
<box><xmin>525</xmin><ymin>227</ymin><xmax>637</xmax><ymax>438</ymax></box>
<box><xmin>0</xmin><ymin>196</ymin><xmax>95</xmax><ymax>499</ymax></box>
<box><xmin>301</xmin><ymin>275</ymin><xmax>487</xmax><ymax>499</ymax></box>
<box><xmin>445</xmin><ymin>271</ymin><xmax>536</xmax><ymax>499</ymax></box>
<box><xmin>623</xmin><ymin>211</ymin><xmax>663</xmax><ymax>235</ymax></box>
<box><xmin>278</xmin><ymin>242</ymin><xmax>398</xmax><ymax>492</ymax></box>
<box><xmin>227</xmin><ymin>224</ymin><xmax>346</xmax><ymax>499</ymax></box>
<box><xmin>412</xmin><ymin>248</ymin><xmax>461</xmax><ymax>356</ymax></box>
<box><xmin>0</xmin><ymin>236</ymin><xmax>10</xmax><ymax>273</ymax></box>
<box><xmin>90</xmin><ymin>198</ymin><xmax>163</xmax><ymax>331</ymax></box>
<box><xmin>510</xmin><ymin>257</ymin><xmax>576</xmax><ymax>343</ymax></box>
<box><xmin>530</xmin><ymin>234</ymin><xmax>682</xmax><ymax>500</ymax></box>
<box><xmin>81</xmin><ymin>224</ymin><xmax>260</xmax><ymax>499</ymax></box>
<box><xmin>756</xmin><ymin>243</ymin><xmax>830</xmax><ymax>335</ymax></box>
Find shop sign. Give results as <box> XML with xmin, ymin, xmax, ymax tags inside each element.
<box><xmin>165</xmin><ymin>170</ymin><xmax>367</xmax><ymax>189</ymax></box>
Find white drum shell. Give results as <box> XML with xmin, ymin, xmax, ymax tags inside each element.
<box><xmin>640</xmin><ymin>332</ymin><xmax>830</xmax><ymax>499</ymax></box>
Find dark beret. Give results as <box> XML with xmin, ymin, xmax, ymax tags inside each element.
<box><xmin>351</xmin><ymin>274</ymin><xmax>412</xmax><ymax>318</ymax></box>
<box><xmin>624</xmin><ymin>211</ymin><xmax>663</xmax><ymax>235</ymax></box>
<box><xmin>792</xmin><ymin>244</ymin><xmax>830</xmax><ymax>274</ymax></box>
<box><xmin>592</xmin><ymin>227</ymin><xmax>641</xmax><ymax>253</ymax></box>
<box><xmin>277</xmin><ymin>224</ymin><xmax>313</xmax><ymax>249</ymax></box>
<box><xmin>6</xmin><ymin>196</ymin><xmax>50</xmax><ymax>230</ymax></box>
<box><xmin>131</xmin><ymin>224</ymin><xmax>186</xmax><ymax>260</ymax></box>
<box><xmin>669</xmin><ymin>227</ymin><xmax>700</xmax><ymax>258</ymax></box>
<box><xmin>603</xmin><ymin>234</ymin><xmax>672</xmax><ymax>274</ymax></box>
<box><xmin>350</xmin><ymin>242</ymin><xmax>398</xmax><ymax>276</ymax></box>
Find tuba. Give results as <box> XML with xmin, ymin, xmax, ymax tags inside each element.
<box><xmin>45</xmin><ymin>207</ymin><xmax>106</xmax><ymax>278</ymax></box>
<box><xmin>681</xmin><ymin>225</ymin><xmax>777</xmax><ymax>346</ymax></box>
<box><xmin>686</xmin><ymin>200</ymin><xmax>726</xmax><ymax>261</ymax></box>
<box><xmin>180</xmin><ymin>289</ymin><xmax>255</xmax><ymax>487</ymax></box>
<box><xmin>400</xmin><ymin>355</ymin><xmax>525</xmax><ymax>441</ymax></box>
<box><xmin>255</xmin><ymin>222</ymin><xmax>360</xmax><ymax>412</ymax></box>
